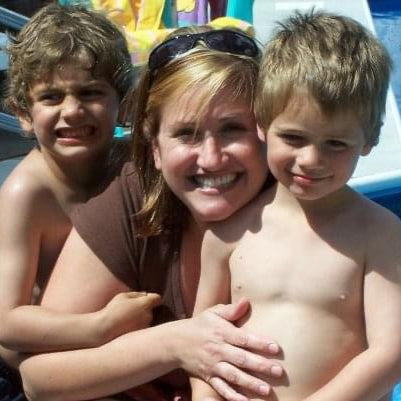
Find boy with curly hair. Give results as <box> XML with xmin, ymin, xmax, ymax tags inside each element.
<box><xmin>0</xmin><ymin>5</ymin><xmax>160</xmax><ymax>400</ymax></box>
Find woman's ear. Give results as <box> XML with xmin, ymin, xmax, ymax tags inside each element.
<box><xmin>152</xmin><ymin>138</ymin><xmax>161</xmax><ymax>170</ymax></box>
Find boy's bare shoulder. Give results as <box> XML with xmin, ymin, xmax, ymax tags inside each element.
<box><xmin>0</xmin><ymin>150</ymin><xmax>61</xmax><ymax>219</ymax></box>
<box><xmin>355</xmin><ymin>191</ymin><xmax>401</xmax><ymax>229</ymax></box>
<box><xmin>208</xmin><ymin>187</ymin><xmax>273</xmax><ymax>244</ymax></box>
<box><xmin>354</xmin><ymin>191</ymin><xmax>401</xmax><ymax>270</ymax></box>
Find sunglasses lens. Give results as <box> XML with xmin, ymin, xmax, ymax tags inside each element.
<box><xmin>149</xmin><ymin>36</ymin><xmax>193</xmax><ymax>71</ymax></box>
<box><xmin>206</xmin><ymin>31</ymin><xmax>258</xmax><ymax>57</ymax></box>
<box><xmin>149</xmin><ymin>30</ymin><xmax>258</xmax><ymax>72</ymax></box>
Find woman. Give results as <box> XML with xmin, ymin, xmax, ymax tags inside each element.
<box><xmin>20</xmin><ymin>27</ymin><xmax>281</xmax><ymax>401</ymax></box>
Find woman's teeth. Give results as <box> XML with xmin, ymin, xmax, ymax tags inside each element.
<box><xmin>195</xmin><ymin>174</ymin><xmax>237</xmax><ymax>188</ymax></box>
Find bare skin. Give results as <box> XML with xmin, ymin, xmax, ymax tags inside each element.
<box><xmin>0</xmin><ymin>68</ymin><xmax>161</xmax><ymax>368</ymax></box>
<box><xmin>192</xmin><ymin>99</ymin><xmax>401</xmax><ymax>401</ymax></box>
<box><xmin>18</xmin><ymin>87</ymin><xmax>284</xmax><ymax>401</ymax></box>
<box><xmin>195</xmin><ymin>184</ymin><xmax>401</xmax><ymax>401</ymax></box>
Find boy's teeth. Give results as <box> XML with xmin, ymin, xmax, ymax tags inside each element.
<box><xmin>195</xmin><ymin>174</ymin><xmax>237</xmax><ymax>188</ymax></box>
<box><xmin>58</xmin><ymin>127</ymin><xmax>93</xmax><ymax>138</ymax></box>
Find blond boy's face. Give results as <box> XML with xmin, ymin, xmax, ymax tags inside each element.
<box><xmin>20</xmin><ymin>63</ymin><xmax>119</xmax><ymax>162</ymax></box>
<box><xmin>263</xmin><ymin>95</ymin><xmax>371</xmax><ymax>201</ymax></box>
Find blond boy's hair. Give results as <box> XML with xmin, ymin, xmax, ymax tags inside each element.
<box><xmin>131</xmin><ymin>26</ymin><xmax>260</xmax><ymax>236</ymax></box>
<box><xmin>6</xmin><ymin>4</ymin><xmax>134</xmax><ymax>120</ymax></box>
<box><xmin>255</xmin><ymin>10</ymin><xmax>392</xmax><ymax>146</ymax></box>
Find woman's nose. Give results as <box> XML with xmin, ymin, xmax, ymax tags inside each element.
<box><xmin>197</xmin><ymin>136</ymin><xmax>226</xmax><ymax>170</ymax></box>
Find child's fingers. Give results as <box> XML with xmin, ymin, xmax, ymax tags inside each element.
<box><xmin>144</xmin><ymin>292</ymin><xmax>162</xmax><ymax>306</ymax></box>
<box><xmin>123</xmin><ymin>291</ymin><xmax>149</xmax><ymax>298</ymax></box>
<box><xmin>123</xmin><ymin>291</ymin><xmax>162</xmax><ymax>307</ymax></box>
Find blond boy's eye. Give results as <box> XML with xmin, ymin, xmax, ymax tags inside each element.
<box><xmin>280</xmin><ymin>133</ymin><xmax>304</xmax><ymax>145</ymax></box>
<box><xmin>327</xmin><ymin>140</ymin><xmax>347</xmax><ymax>149</ymax></box>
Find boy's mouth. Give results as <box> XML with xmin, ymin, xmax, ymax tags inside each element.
<box><xmin>56</xmin><ymin>126</ymin><xmax>94</xmax><ymax>139</ymax></box>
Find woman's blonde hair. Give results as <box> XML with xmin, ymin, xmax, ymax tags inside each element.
<box><xmin>131</xmin><ymin>26</ymin><xmax>260</xmax><ymax>236</ymax></box>
<box><xmin>256</xmin><ymin>9</ymin><xmax>392</xmax><ymax>146</ymax></box>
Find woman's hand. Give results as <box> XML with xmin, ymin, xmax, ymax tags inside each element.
<box><xmin>172</xmin><ymin>298</ymin><xmax>283</xmax><ymax>401</ymax></box>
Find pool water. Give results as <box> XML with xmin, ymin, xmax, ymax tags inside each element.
<box><xmin>367</xmin><ymin>2</ymin><xmax>401</xmax><ymax>400</ymax></box>
<box><xmin>366</xmin><ymin>0</ymin><xmax>401</xmax><ymax>219</ymax></box>
<box><xmin>369</xmin><ymin>0</ymin><xmax>401</xmax><ymax>112</ymax></box>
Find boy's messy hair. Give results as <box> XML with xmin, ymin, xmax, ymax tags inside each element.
<box><xmin>131</xmin><ymin>26</ymin><xmax>260</xmax><ymax>237</ymax></box>
<box><xmin>5</xmin><ymin>3</ymin><xmax>134</xmax><ymax>120</ymax></box>
<box><xmin>255</xmin><ymin>9</ymin><xmax>392</xmax><ymax>146</ymax></box>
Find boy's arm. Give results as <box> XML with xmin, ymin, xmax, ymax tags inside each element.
<box><xmin>191</xmin><ymin>228</ymin><xmax>234</xmax><ymax>401</ymax></box>
<box><xmin>20</xmin><ymin>227</ymin><xmax>279</xmax><ymax>401</ymax></box>
<box><xmin>303</xmin><ymin>210</ymin><xmax>401</xmax><ymax>401</ymax></box>
<box><xmin>0</xmin><ymin>175</ymin><xmax>159</xmax><ymax>352</ymax></box>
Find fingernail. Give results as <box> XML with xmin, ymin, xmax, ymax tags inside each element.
<box><xmin>271</xmin><ymin>365</ymin><xmax>283</xmax><ymax>377</ymax></box>
<box><xmin>267</xmin><ymin>343</ymin><xmax>280</xmax><ymax>354</ymax></box>
<box><xmin>258</xmin><ymin>385</ymin><xmax>270</xmax><ymax>395</ymax></box>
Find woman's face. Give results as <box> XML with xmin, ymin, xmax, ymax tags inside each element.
<box><xmin>152</xmin><ymin>86</ymin><xmax>268</xmax><ymax>224</ymax></box>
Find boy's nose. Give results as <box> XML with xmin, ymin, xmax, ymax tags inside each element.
<box><xmin>197</xmin><ymin>136</ymin><xmax>227</xmax><ymax>170</ymax></box>
<box><xmin>61</xmin><ymin>96</ymin><xmax>84</xmax><ymax>120</ymax></box>
<box><xmin>298</xmin><ymin>145</ymin><xmax>324</xmax><ymax>168</ymax></box>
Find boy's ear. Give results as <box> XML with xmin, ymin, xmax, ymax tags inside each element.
<box><xmin>257</xmin><ymin>124</ymin><xmax>267</xmax><ymax>142</ymax></box>
<box><xmin>361</xmin><ymin>143</ymin><xmax>372</xmax><ymax>156</ymax></box>
<box><xmin>8</xmin><ymin>101</ymin><xmax>34</xmax><ymax>135</ymax></box>
<box><xmin>12</xmin><ymin>104</ymin><xmax>34</xmax><ymax>134</ymax></box>
<box><xmin>17</xmin><ymin>113</ymin><xmax>34</xmax><ymax>135</ymax></box>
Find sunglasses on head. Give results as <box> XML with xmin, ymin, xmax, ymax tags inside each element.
<box><xmin>148</xmin><ymin>29</ymin><xmax>260</xmax><ymax>72</ymax></box>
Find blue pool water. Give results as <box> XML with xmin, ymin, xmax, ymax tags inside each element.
<box><xmin>367</xmin><ymin>2</ymin><xmax>401</xmax><ymax>400</ymax></box>
<box><xmin>366</xmin><ymin>0</ymin><xmax>401</xmax><ymax>221</ymax></box>
<box><xmin>369</xmin><ymin>0</ymin><xmax>401</xmax><ymax>112</ymax></box>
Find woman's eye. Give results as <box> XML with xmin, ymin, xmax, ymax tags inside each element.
<box><xmin>174</xmin><ymin>128</ymin><xmax>198</xmax><ymax>143</ymax></box>
<box><xmin>220</xmin><ymin>122</ymin><xmax>247</xmax><ymax>138</ymax></box>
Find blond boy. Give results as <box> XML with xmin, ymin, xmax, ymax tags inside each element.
<box><xmin>192</xmin><ymin>10</ymin><xmax>401</xmax><ymax>401</ymax></box>
<box><xmin>0</xmin><ymin>4</ymin><xmax>159</xmax><ymax>399</ymax></box>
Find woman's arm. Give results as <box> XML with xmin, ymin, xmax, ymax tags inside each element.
<box><xmin>21</xmin><ymin>229</ymin><xmax>283</xmax><ymax>401</ymax></box>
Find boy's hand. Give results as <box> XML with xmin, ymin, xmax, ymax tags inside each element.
<box><xmin>100</xmin><ymin>291</ymin><xmax>161</xmax><ymax>341</ymax></box>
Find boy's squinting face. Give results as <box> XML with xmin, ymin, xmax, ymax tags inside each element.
<box><xmin>264</xmin><ymin>95</ymin><xmax>371</xmax><ymax>201</ymax></box>
<box><xmin>23</xmin><ymin>64</ymin><xmax>119</xmax><ymax>162</ymax></box>
<box><xmin>152</xmin><ymin>86</ymin><xmax>268</xmax><ymax>224</ymax></box>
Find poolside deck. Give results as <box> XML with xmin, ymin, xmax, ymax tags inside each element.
<box><xmin>1</xmin><ymin>0</ymin><xmax>401</xmax><ymax>192</ymax></box>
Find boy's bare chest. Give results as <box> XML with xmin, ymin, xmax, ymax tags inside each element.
<box><xmin>230</xmin><ymin>219</ymin><xmax>365</xmax><ymax>309</ymax></box>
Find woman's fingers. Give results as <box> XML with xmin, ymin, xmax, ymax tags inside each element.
<box><xmin>208</xmin><ymin>376</ymin><xmax>249</xmax><ymax>401</ymax></box>
<box><xmin>175</xmin><ymin>299</ymin><xmax>285</xmax><ymax>397</ymax></box>
<box><xmin>212</xmin><ymin>297</ymin><xmax>251</xmax><ymax>322</ymax></box>
<box><xmin>210</xmin><ymin>362</ymin><xmax>272</xmax><ymax>399</ymax></box>
<box><xmin>216</xmin><ymin>343</ymin><xmax>283</xmax><ymax>377</ymax></box>
<box><xmin>211</xmin><ymin>300</ymin><xmax>281</xmax><ymax>356</ymax></box>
